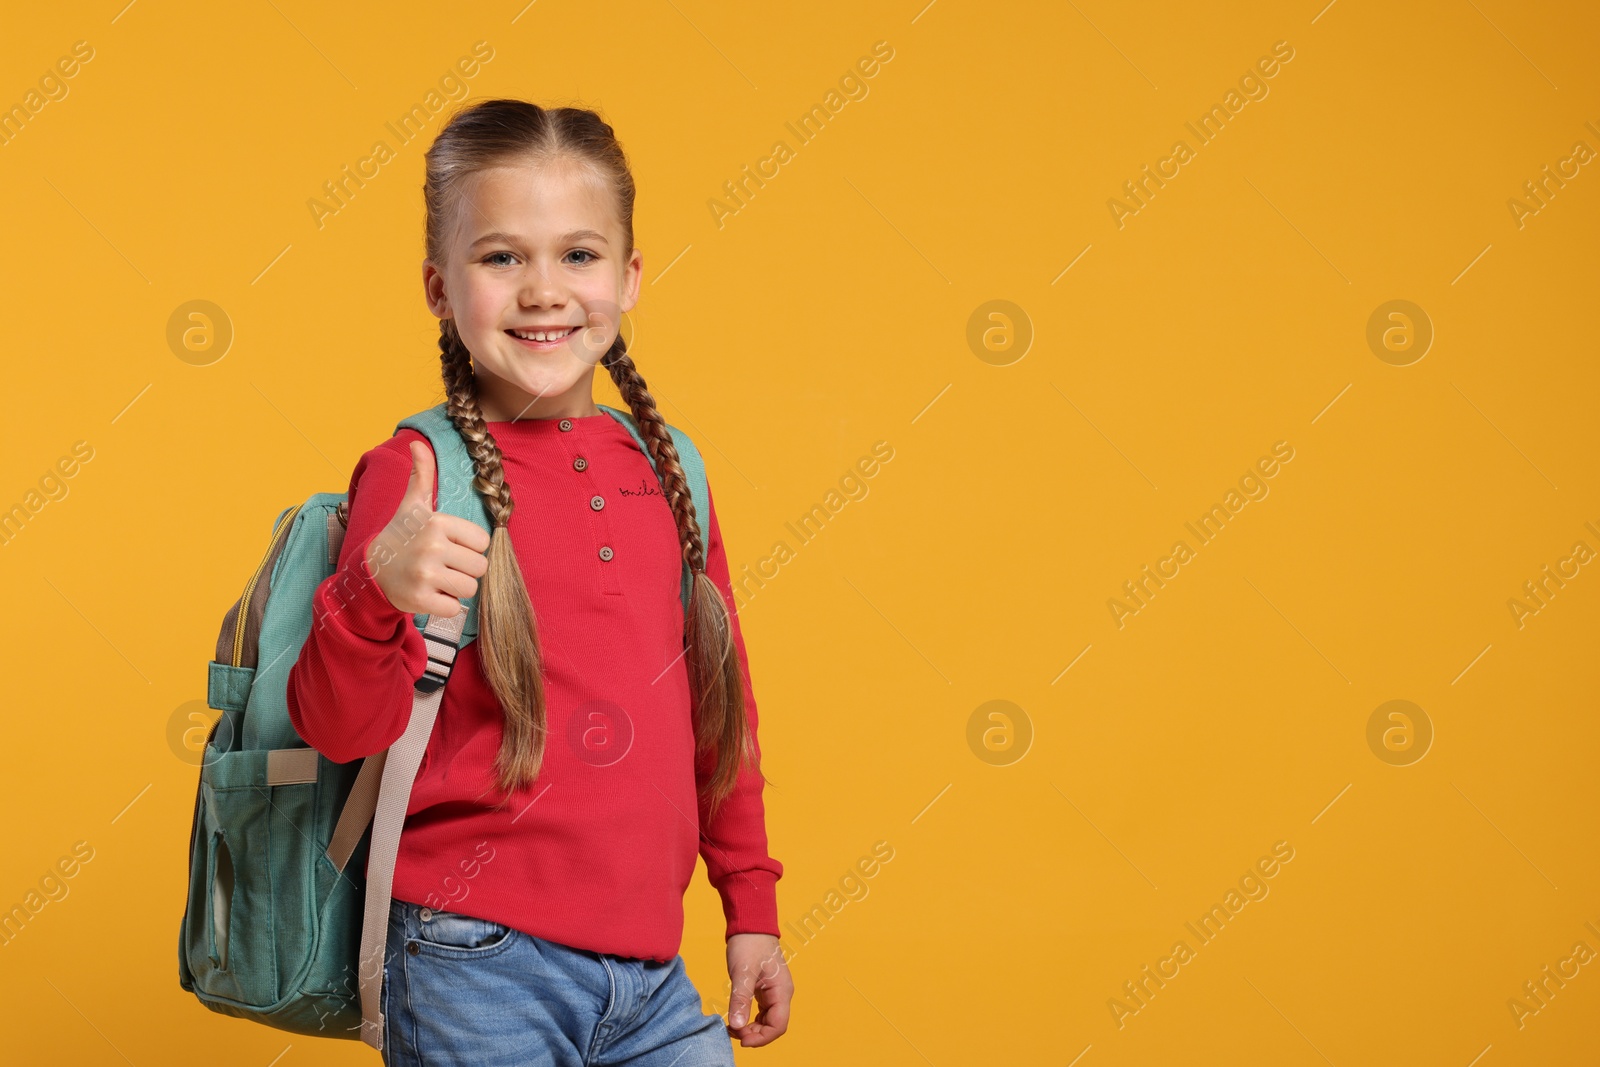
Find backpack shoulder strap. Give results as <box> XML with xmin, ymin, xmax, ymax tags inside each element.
<box><xmin>598</xmin><ymin>405</ymin><xmax>710</xmax><ymax>612</ymax></box>
<box><xmin>393</xmin><ymin>404</ymin><xmax>493</xmax><ymax>644</ymax></box>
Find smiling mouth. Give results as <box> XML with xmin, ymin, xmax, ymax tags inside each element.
<box><xmin>506</xmin><ymin>326</ymin><xmax>579</xmax><ymax>346</ymax></box>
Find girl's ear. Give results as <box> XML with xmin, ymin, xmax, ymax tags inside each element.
<box><xmin>422</xmin><ymin>259</ymin><xmax>451</xmax><ymax>317</ymax></box>
<box><xmin>620</xmin><ymin>247</ymin><xmax>643</xmax><ymax>314</ymax></box>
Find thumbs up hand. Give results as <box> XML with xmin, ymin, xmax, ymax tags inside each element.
<box><xmin>365</xmin><ymin>440</ymin><xmax>492</xmax><ymax>618</ymax></box>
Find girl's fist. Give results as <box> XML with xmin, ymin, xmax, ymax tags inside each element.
<box><xmin>365</xmin><ymin>440</ymin><xmax>492</xmax><ymax>618</ymax></box>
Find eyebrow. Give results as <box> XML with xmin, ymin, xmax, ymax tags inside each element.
<box><xmin>468</xmin><ymin>229</ymin><xmax>610</xmax><ymax>249</ymax></box>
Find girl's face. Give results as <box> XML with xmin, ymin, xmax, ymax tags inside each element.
<box><xmin>423</xmin><ymin>158</ymin><xmax>642</xmax><ymax>422</ymax></box>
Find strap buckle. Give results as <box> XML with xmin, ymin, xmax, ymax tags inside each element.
<box><xmin>413</xmin><ymin>610</ymin><xmax>467</xmax><ymax>693</ymax></box>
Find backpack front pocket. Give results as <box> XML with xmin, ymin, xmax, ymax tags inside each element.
<box><xmin>185</xmin><ymin>744</ymin><xmax>322</xmax><ymax>1009</ymax></box>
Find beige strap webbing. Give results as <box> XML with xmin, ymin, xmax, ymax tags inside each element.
<box><xmin>345</xmin><ymin>609</ymin><xmax>467</xmax><ymax>1052</ymax></box>
<box><xmin>324</xmin><ymin>752</ymin><xmax>384</xmax><ymax>873</ymax></box>
<box><xmin>266</xmin><ymin>748</ymin><xmax>320</xmax><ymax>786</ymax></box>
<box><xmin>326</xmin><ymin>508</ymin><xmax>348</xmax><ymax>568</ymax></box>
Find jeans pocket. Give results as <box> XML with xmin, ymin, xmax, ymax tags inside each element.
<box><xmin>412</xmin><ymin>909</ymin><xmax>518</xmax><ymax>959</ymax></box>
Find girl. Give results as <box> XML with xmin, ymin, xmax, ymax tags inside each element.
<box><xmin>286</xmin><ymin>99</ymin><xmax>793</xmax><ymax>1065</ymax></box>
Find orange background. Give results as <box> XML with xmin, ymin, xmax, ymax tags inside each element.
<box><xmin>1</xmin><ymin>1</ymin><xmax>1597</xmax><ymax>1063</ymax></box>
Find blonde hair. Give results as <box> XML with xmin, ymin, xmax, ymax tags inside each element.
<box><xmin>423</xmin><ymin>99</ymin><xmax>757</xmax><ymax>814</ymax></box>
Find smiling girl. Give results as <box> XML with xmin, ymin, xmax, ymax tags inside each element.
<box><xmin>286</xmin><ymin>99</ymin><xmax>792</xmax><ymax>1065</ymax></box>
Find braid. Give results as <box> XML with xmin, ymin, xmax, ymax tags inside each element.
<box><xmin>602</xmin><ymin>338</ymin><xmax>755</xmax><ymax>811</ymax></box>
<box><xmin>600</xmin><ymin>342</ymin><xmax>706</xmax><ymax>574</ymax></box>
<box><xmin>440</xmin><ymin>322</ymin><xmax>516</xmax><ymax>527</ymax></box>
<box><xmin>438</xmin><ymin>319</ymin><xmax>549</xmax><ymax>806</ymax></box>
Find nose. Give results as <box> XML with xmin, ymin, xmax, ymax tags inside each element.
<box><xmin>518</xmin><ymin>260</ymin><xmax>567</xmax><ymax>309</ymax></box>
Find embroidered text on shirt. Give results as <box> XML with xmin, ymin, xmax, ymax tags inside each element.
<box><xmin>618</xmin><ymin>478</ymin><xmax>663</xmax><ymax>498</ymax></box>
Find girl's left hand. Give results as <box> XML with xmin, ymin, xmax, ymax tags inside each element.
<box><xmin>724</xmin><ymin>933</ymin><xmax>792</xmax><ymax>1047</ymax></box>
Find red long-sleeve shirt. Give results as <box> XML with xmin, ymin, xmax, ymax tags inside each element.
<box><xmin>285</xmin><ymin>409</ymin><xmax>781</xmax><ymax>962</ymax></box>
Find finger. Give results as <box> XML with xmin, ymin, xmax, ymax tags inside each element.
<box><xmin>435</xmin><ymin>513</ymin><xmax>492</xmax><ymax>554</ymax></box>
<box><xmin>430</xmin><ymin>565</ymin><xmax>479</xmax><ymax>603</ymax></box>
<box><xmin>416</xmin><ymin>590</ymin><xmax>468</xmax><ymax>619</ymax></box>
<box><xmin>439</xmin><ymin>540</ymin><xmax>491</xmax><ymax>580</ymax></box>
<box><xmin>754</xmin><ymin>995</ymin><xmax>790</xmax><ymax>1037</ymax></box>
<box><xmin>736</xmin><ymin>984</ymin><xmax>790</xmax><ymax>1045</ymax></box>
<box><xmin>402</xmin><ymin>440</ymin><xmax>436</xmax><ymax>512</ymax></box>
<box><xmin>726</xmin><ymin>988</ymin><xmax>755</xmax><ymax>1031</ymax></box>
<box><xmin>732</xmin><ymin>1011</ymin><xmax>786</xmax><ymax>1048</ymax></box>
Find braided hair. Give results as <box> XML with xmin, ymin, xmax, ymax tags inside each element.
<box><xmin>424</xmin><ymin>100</ymin><xmax>758</xmax><ymax>813</ymax></box>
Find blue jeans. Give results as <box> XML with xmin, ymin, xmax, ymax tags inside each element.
<box><xmin>381</xmin><ymin>898</ymin><xmax>736</xmax><ymax>1066</ymax></box>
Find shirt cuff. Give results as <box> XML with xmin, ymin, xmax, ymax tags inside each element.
<box><xmin>316</xmin><ymin>533</ymin><xmax>414</xmax><ymax>644</ymax></box>
<box><xmin>715</xmin><ymin>868</ymin><xmax>781</xmax><ymax>940</ymax></box>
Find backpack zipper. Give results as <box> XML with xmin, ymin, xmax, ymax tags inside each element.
<box><xmin>231</xmin><ymin>504</ymin><xmax>303</xmax><ymax>667</ymax></box>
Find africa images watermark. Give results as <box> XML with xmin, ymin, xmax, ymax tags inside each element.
<box><xmin>0</xmin><ymin>38</ymin><xmax>95</xmax><ymax>148</ymax></box>
<box><xmin>1506</xmin><ymin>918</ymin><xmax>1600</xmax><ymax>1031</ymax></box>
<box><xmin>707</xmin><ymin>39</ymin><xmax>896</xmax><ymax>229</ymax></box>
<box><xmin>1107</xmin><ymin>39</ymin><xmax>1296</xmax><ymax>229</ymax></box>
<box><xmin>1107</xmin><ymin>440</ymin><xmax>1295</xmax><ymax>629</ymax></box>
<box><xmin>729</xmin><ymin>440</ymin><xmax>895</xmax><ymax>611</ymax></box>
<box><xmin>306</xmin><ymin>40</ymin><xmax>496</xmax><ymax>230</ymax></box>
<box><xmin>0</xmin><ymin>439</ymin><xmax>96</xmax><ymax>548</ymax></box>
<box><xmin>1506</xmin><ymin>119</ymin><xmax>1600</xmax><ymax>231</ymax></box>
<box><xmin>1108</xmin><ymin>839</ymin><xmax>1296</xmax><ymax>1029</ymax></box>
<box><xmin>780</xmin><ymin>839</ymin><xmax>895</xmax><ymax>966</ymax></box>
<box><xmin>1505</xmin><ymin>518</ymin><xmax>1600</xmax><ymax>630</ymax></box>
<box><xmin>0</xmin><ymin>840</ymin><xmax>97</xmax><ymax>948</ymax></box>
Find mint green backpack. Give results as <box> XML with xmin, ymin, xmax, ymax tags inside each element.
<box><xmin>178</xmin><ymin>403</ymin><xmax>710</xmax><ymax>1050</ymax></box>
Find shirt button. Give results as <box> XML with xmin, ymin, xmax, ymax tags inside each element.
<box><xmin>573</xmin><ymin>456</ymin><xmax>588</xmax><ymax>472</ymax></box>
<box><xmin>558</xmin><ymin>419</ymin><xmax>573</xmax><ymax>432</ymax></box>
<box><xmin>590</xmin><ymin>495</ymin><xmax>605</xmax><ymax>511</ymax></box>
<box><xmin>599</xmin><ymin>545</ymin><xmax>614</xmax><ymax>561</ymax></box>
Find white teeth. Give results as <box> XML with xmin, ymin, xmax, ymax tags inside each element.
<box><xmin>510</xmin><ymin>327</ymin><xmax>574</xmax><ymax>342</ymax></box>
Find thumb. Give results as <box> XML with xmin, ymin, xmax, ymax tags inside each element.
<box><xmin>401</xmin><ymin>439</ymin><xmax>436</xmax><ymax>514</ymax></box>
<box><xmin>727</xmin><ymin>974</ymin><xmax>756</xmax><ymax>1029</ymax></box>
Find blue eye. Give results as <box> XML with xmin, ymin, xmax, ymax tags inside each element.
<box><xmin>485</xmin><ymin>250</ymin><xmax>593</xmax><ymax>266</ymax></box>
